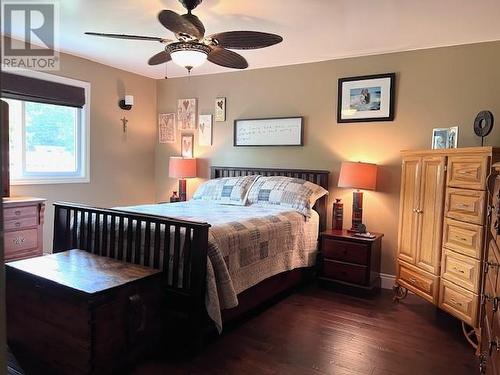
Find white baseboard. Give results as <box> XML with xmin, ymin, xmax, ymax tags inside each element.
<box><xmin>380</xmin><ymin>273</ymin><xmax>396</xmax><ymax>290</ymax></box>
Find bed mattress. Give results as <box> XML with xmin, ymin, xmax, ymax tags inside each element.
<box><xmin>114</xmin><ymin>200</ymin><xmax>319</xmax><ymax>332</ymax></box>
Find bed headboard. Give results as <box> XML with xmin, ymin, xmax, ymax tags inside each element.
<box><xmin>210</xmin><ymin>166</ymin><xmax>330</xmax><ymax>232</ymax></box>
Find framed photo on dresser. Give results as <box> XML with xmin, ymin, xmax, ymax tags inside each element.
<box><xmin>337</xmin><ymin>73</ymin><xmax>395</xmax><ymax>123</ymax></box>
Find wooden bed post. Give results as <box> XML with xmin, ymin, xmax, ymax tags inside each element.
<box><xmin>53</xmin><ymin>203</ymin><xmax>71</xmax><ymax>253</ymax></box>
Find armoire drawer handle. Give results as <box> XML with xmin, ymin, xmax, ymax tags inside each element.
<box><xmin>449</xmin><ymin>298</ymin><xmax>463</xmax><ymax>307</ymax></box>
<box><xmin>408</xmin><ymin>277</ymin><xmax>417</xmax><ymax>284</ymax></box>
<box><xmin>14</xmin><ymin>210</ymin><xmax>21</xmax><ymax>216</ymax></box>
<box><xmin>14</xmin><ymin>222</ymin><xmax>21</xmax><ymax>228</ymax></box>
<box><xmin>457</xmin><ymin>204</ymin><xmax>470</xmax><ymax>209</ymax></box>
<box><xmin>452</xmin><ymin>267</ymin><xmax>465</xmax><ymax>274</ymax></box>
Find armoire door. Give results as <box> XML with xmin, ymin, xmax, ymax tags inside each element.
<box><xmin>415</xmin><ymin>156</ymin><xmax>446</xmax><ymax>275</ymax></box>
<box><xmin>398</xmin><ymin>156</ymin><xmax>421</xmax><ymax>265</ymax></box>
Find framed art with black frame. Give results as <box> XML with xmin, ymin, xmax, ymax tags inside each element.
<box><xmin>337</xmin><ymin>73</ymin><xmax>396</xmax><ymax>123</ymax></box>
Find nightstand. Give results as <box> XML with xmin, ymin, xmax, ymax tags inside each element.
<box><xmin>318</xmin><ymin>229</ymin><xmax>383</xmax><ymax>295</ymax></box>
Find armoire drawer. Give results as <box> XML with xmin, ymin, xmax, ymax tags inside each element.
<box><xmin>447</xmin><ymin>155</ymin><xmax>489</xmax><ymax>190</ymax></box>
<box><xmin>3</xmin><ymin>216</ymin><xmax>38</xmax><ymax>231</ymax></box>
<box><xmin>443</xmin><ymin>218</ymin><xmax>483</xmax><ymax>259</ymax></box>
<box><xmin>441</xmin><ymin>248</ymin><xmax>480</xmax><ymax>292</ymax></box>
<box><xmin>445</xmin><ymin>188</ymin><xmax>486</xmax><ymax>225</ymax></box>
<box><xmin>439</xmin><ymin>279</ymin><xmax>479</xmax><ymax>327</ymax></box>
<box><xmin>398</xmin><ymin>261</ymin><xmax>438</xmax><ymax>304</ymax></box>
<box><xmin>4</xmin><ymin>229</ymin><xmax>38</xmax><ymax>255</ymax></box>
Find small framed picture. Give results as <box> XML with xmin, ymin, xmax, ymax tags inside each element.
<box><xmin>432</xmin><ymin>126</ymin><xmax>459</xmax><ymax>149</ymax></box>
<box><xmin>215</xmin><ymin>97</ymin><xmax>226</xmax><ymax>122</ymax></box>
<box><xmin>177</xmin><ymin>98</ymin><xmax>197</xmax><ymax>130</ymax></box>
<box><xmin>338</xmin><ymin>73</ymin><xmax>395</xmax><ymax>123</ymax></box>
<box><xmin>198</xmin><ymin>114</ymin><xmax>213</xmax><ymax>146</ymax></box>
<box><xmin>158</xmin><ymin>113</ymin><xmax>175</xmax><ymax>144</ymax></box>
<box><xmin>181</xmin><ymin>133</ymin><xmax>194</xmax><ymax>158</ymax></box>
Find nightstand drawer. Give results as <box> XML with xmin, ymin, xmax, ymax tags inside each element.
<box><xmin>322</xmin><ymin>238</ymin><xmax>369</xmax><ymax>265</ymax></box>
<box><xmin>322</xmin><ymin>259</ymin><xmax>368</xmax><ymax>285</ymax></box>
<box><xmin>4</xmin><ymin>205</ymin><xmax>38</xmax><ymax>221</ymax></box>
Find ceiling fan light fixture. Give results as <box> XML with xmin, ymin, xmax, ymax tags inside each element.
<box><xmin>167</xmin><ymin>42</ymin><xmax>210</xmax><ymax>72</ymax></box>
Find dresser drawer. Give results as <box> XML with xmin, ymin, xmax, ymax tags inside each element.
<box><xmin>398</xmin><ymin>261</ymin><xmax>438</xmax><ymax>304</ymax></box>
<box><xmin>447</xmin><ymin>155</ymin><xmax>489</xmax><ymax>190</ymax></box>
<box><xmin>321</xmin><ymin>238</ymin><xmax>369</xmax><ymax>265</ymax></box>
<box><xmin>4</xmin><ymin>229</ymin><xmax>38</xmax><ymax>255</ymax></box>
<box><xmin>439</xmin><ymin>279</ymin><xmax>479</xmax><ymax>327</ymax></box>
<box><xmin>443</xmin><ymin>218</ymin><xmax>483</xmax><ymax>259</ymax></box>
<box><xmin>322</xmin><ymin>259</ymin><xmax>368</xmax><ymax>285</ymax></box>
<box><xmin>4</xmin><ymin>216</ymin><xmax>38</xmax><ymax>231</ymax></box>
<box><xmin>445</xmin><ymin>188</ymin><xmax>486</xmax><ymax>225</ymax></box>
<box><xmin>4</xmin><ymin>205</ymin><xmax>38</xmax><ymax>221</ymax></box>
<box><xmin>441</xmin><ymin>248</ymin><xmax>480</xmax><ymax>292</ymax></box>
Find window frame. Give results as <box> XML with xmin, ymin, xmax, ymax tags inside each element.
<box><xmin>6</xmin><ymin>69</ymin><xmax>90</xmax><ymax>185</ymax></box>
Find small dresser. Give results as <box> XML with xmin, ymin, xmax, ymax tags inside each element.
<box><xmin>3</xmin><ymin>197</ymin><xmax>45</xmax><ymax>262</ymax></box>
<box><xmin>318</xmin><ymin>229</ymin><xmax>383</xmax><ymax>294</ymax></box>
<box><xmin>479</xmin><ymin>162</ymin><xmax>500</xmax><ymax>374</ymax></box>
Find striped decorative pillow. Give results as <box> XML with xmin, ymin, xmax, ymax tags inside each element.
<box><xmin>192</xmin><ymin>175</ymin><xmax>258</xmax><ymax>205</ymax></box>
<box><xmin>247</xmin><ymin>176</ymin><xmax>328</xmax><ymax>217</ymax></box>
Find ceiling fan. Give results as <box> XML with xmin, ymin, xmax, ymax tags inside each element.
<box><xmin>85</xmin><ymin>0</ymin><xmax>283</xmax><ymax>75</ymax></box>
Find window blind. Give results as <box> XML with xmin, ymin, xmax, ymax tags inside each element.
<box><xmin>1</xmin><ymin>72</ymin><xmax>85</xmax><ymax>108</ymax></box>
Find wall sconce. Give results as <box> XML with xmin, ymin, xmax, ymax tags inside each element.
<box><xmin>119</xmin><ymin>95</ymin><xmax>134</xmax><ymax>110</ymax></box>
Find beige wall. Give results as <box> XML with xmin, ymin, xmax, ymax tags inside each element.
<box><xmin>156</xmin><ymin>41</ymin><xmax>500</xmax><ymax>275</ymax></box>
<box><xmin>11</xmin><ymin>49</ymin><xmax>158</xmax><ymax>252</ymax></box>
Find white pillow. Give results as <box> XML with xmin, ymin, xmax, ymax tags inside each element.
<box><xmin>192</xmin><ymin>175</ymin><xmax>259</xmax><ymax>205</ymax></box>
<box><xmin>246</xmin><ymin>176</ymin><xmax>328</xmax><ymax>217</ymax></box>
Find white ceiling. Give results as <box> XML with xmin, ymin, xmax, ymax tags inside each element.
<box><xmin>6</xmin><ymin>0</ymin><xmax>500</xmax><ymax>79</ymax></box>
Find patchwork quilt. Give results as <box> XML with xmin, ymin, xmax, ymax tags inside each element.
<box><xmin>114</xmin><ymin>200</ymin><xmax>319</xmax><ymax>332</ymax></box>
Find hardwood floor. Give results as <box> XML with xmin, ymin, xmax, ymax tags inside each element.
<box><xmin>7</xmin><ymin>284</ymin><xmax>476</xmax><ymax>375</ymax></box>
<box><xmin>132</xmin><ymin>285</ymin><xmax>476</xmax><ymax>375</ymax></box>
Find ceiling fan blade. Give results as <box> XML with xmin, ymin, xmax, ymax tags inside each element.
<box><xmin>208</xmin><ymin>46</ymin><xmax>248</xmax><ymax>69</ymax></box>
<box><xmin>85</xmin><ymin>32</ymin><xmax>170</xmax><ymax>43</ymax></box>
<box><xmin>148</xmin><ymin>51</ymin><xmax>172</xmax><ymax>65</ymax></box>
<box><xmin>158</xmin><ymin>10</ymin><xmax>203</xmax><ymax>39</ymax></box>
<box><xmin>209</xmin><ymin>31</ymin><xmax>283</xmax><ymax>50</ymax></box>
<box><xmin>182</xmin><ymin>13</ymin><xmax>205</xmax><ymax>37</ymax></box>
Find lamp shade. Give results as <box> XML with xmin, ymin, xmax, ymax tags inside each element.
<box><xmin>338</xmin><ymin>161</ymin><xmax>378</xmax><ymax>190</ymax></box>
<box><xmin>169</xmin><ymin>157</ymin><xmax>197</xmax><ymax>178</ymax></box>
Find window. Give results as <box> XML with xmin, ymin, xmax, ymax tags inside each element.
<box><xmin>3</xmin><ymin>72</ymin><xmax>89</xmax><ymax>184</ymax></box>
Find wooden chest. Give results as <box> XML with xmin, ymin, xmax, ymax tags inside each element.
<box><xmin>6</xmin><ymin>250</ymin><xmax>164</xmax><ymax>374</ymax></box>
<box><xmin>3</xmin><ymin>197</ymin><xmax>45</xmax><ymax>262</ymax></box>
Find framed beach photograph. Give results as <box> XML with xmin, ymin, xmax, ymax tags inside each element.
<box><xmin>198</xmin><ymin>114</ymin><xmax>213</xmax><ymax>146</ymax></box>
<box><xmin>181</xmin><ymin>133</ymin><xmax>194</xmax><ymax>158</ymax></box>
<box><xmin>177</xmin><ymin>98</ymin><xmax>197</xmax><ymax>130</ymax></box>
<box><xmin>337</xmin><ymin>73</ymin><xmax>395</xmax><ymax>123</ymax></box>
<box><xmin>215</xmin><ymin>97</ymin><xmax>226</xmax><ymax>122</ymax></box>
<box><xmin>432</xmin><ymin>126</ymin><xmax>459</xmax><ymax>149</ymax></box>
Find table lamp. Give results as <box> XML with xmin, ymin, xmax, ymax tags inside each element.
<box><xmin>169</xmin><ymin>157</ymin><xmax>197</xmax><ymax>201</ymax></box>
<box><xmin>338</xmin><ymin>161</ymin><xmax>378</xmax><ymax>232</ymax></box>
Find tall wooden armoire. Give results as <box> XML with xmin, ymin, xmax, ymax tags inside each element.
<box><xmin>395</xmin><ymin>147</ymin><xmax>500</xmax><ymax>353</ymax></box>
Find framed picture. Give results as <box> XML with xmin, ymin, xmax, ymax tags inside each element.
<box><xmin>215</xmin><ymin>97</ymin><xmax>226</xmax><ymax>122</ymax></box>
<box><xmin>198</xmin><ymin>114</ymin><xmax>213</xmax><ymax>146</ymax></box>
<box><xmin>337</xmin><ymin>73</ymin><xmax>395</xmax><ymax>123</ymax></box>
<box><xmin>234</xmin><ymin>117</ymin><xmax>303</xmax><ymax>147</ymax></box>
<box><xmin>177</xmin><ymin>98</ymin><xmax>197</xmax><ymax>130</ymax></box>
<box><xmin>181</xmin><ymin>133</ymin><xmax>194</xmax><ymax>158</ymax></box>
<box><xmin>432</xmin><ymin>126</ymin><xmax>459</xmax><ymax>149</ymax></box>
<box><xmin>158</xmin><ymin>113</ymin><xmax>175</xmax><ymax>144</ymax></box>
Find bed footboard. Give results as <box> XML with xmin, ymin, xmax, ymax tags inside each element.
<box><xmin>53</xmin><ymin>201</ymin><xmax>210</xmax><ymax>352</ymax></box>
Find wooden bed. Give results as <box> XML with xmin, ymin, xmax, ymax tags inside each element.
<box><xmin>53</xmin><ymin>166</ymin><xmax>329</xmax><ymax>351</ymax></box>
